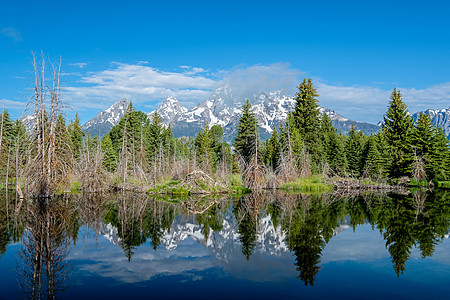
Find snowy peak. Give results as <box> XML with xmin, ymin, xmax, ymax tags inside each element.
<box><xmin>81</xmin><ymin>98</ymin><xmax>129</xmax><ymax>136</ymax></box>
<box><xmin>163</xmin><ymin>86</ymin><xmax>380</xmax><ymax>141</ymax></box>
<box><xmin>412</xmin><ymin>107</ymin><xmax>450</xmax><ymax>138</ymax></box>
<box><xmin>148</xmin><ymin>96</ymin><xmax>188</xmax><ymax>123</ymax></box>
<box><xmin>20</xmin><ymin>114</ymin><xmax>37</xmax><ymax>132</ymax></box>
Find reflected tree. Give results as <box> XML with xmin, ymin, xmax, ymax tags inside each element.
<box><xmin>141</xmin><ymin>198</ymin><xmax>177</xmax><ymax>250</ymax></box>
<box><xmin>103</xmin><ymin>192</ymin><xmax>148</xmax><ymax>261</ymax></box>
<box><xmin>282</xmin><ymin>195</ymin><xmax>326</xmax><ymax>286</ymax></box>
<box><xmin>17</xmin><ymin>197</ymin><xmax>73</xmax><ymax>299</ymax></box>
<box><xmin>195</xmin><ymin>203</ymin><xmax>224</xmax><ymax>243</ymax></box>
<box><xmin>233</xmin><ymin>194</ymin><xmax>264</xmax><ymax>261</ymax></box>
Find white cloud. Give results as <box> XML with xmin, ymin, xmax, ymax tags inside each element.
<box><xmin>68</xmin><ymin>62</ymin><xmax>88</xmax><ymax>69</ymax></box>
<box><xmin>1</xmin><ymin>98</ymin><xmax>26</xmax><ymax>110</ymax></box>
<box><xmin>0</xmin><ymin>27</ymin><xmax>22</xmax><ymax>42</ymax></box>
<box><xmin>315</xmin><ymin>81</ymin><xmax>450</xmax><ymax>124</ymax></box>
<box><xmin>64</xmin><ymin>62</ymin><xmax>221</xmax><ymax>112</ymax></box>
<box><xmin>224</xmin><ymin>63</ymin><xmax>303</xmax><ymax>100</ymax></box>
<box><xmin>63</xmin><ymin>61</ymin><xmax>450</xmax><ymax>124</ymax></box>
<box><xmin>315</xmin><ymin>82</ymin><xmax>390</xmax><ymax>124</ymax></box>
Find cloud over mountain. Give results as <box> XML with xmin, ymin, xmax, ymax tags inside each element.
<box><xmin>63</xmin><ymin>62</ymin><xmax>450</xmax><ymax>125</ymax></box>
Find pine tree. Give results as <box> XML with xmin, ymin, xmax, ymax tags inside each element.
<box><xmin>102</xmin><ymin>133</ymin><xmax>117</xmax><ymax>172</ymax></box>
<box><xmin>262</xmin><ymin>126</ymin><xmax>281</xmax><ymax>170</ymax></box>
<box><xmin>427</xmin><ymin>127</ymin><xmax>450</xmax><ymax>181</ymax></box>
<box><xmin>345</xmin><ymin>125</ymin><xmax>363</xmax><ymax>177</ymax></box>
<box><xmin>68</xmin><ymin>113</ymin><xmax>85</xmax><ymax>160</ymax></box>
<box><xmin>320</xmin><ymin>113</ymin><xmax>334</xmax><ymax>164</ymax></box>
<box><xmin>292</xmin><ymin>78</ymin><xmax>321</xmax><ymax>139</ymax></box>
<box><xmin>195</xmin><ymin>122</ymin><xmax>213</xmax><ymax>173</ymax></box>
<box><xmin>0</xmin><ymin>110</ymin><xmax>14</xmax><ymax>181</ymax></box>
<box><xmin>361</xmin><ymin>135</ymin><xmax>384</xmax><ymax>178</ymax></box>
<box><xmin>290</xmin><ymin>78</ymin><xmax>323</xmax><ymax>169</ymax></box>
<box><xmin>382</xmin><ymin>88</ymin><xmax>414</xmax><ymax>178</ymax></box>
<box><xmin>412</xmin><ymin>112</ymin><xmax>434</xmax><ymax>157</ymax></box>
<box><xmin>145</xmin><ymin>112</ymin><xmax>164</xmax><ymax>164</ymax></box>
<box><xmin>320</xmin><ymin>113</ymin><xmax>347</xmax><ymax>174</ymax></box>
<box><xmin>375</xmin><ymin>132</ymin><xmax>391</xmax><ymax>178</ymax></box>
<box><xmin>233</xmin><ymin>99</ymin><xmax>259</xmax><ymax>164</ymax></box>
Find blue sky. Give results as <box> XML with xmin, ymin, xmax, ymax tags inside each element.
<box><xmin>1</xmin><ymin>0</ymin><xmax>450</xmax><ymax>124</ymax></box>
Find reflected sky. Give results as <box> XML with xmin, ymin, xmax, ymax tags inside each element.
<box><xmin>0</xmin><ymin>190</ymin><xmax>449</xmax><ymax>299</ymax></box>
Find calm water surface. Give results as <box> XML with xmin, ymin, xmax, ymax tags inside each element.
<box><xmin>0</xmin><ymin>190</ymin><xmax>449</xmax><ymax>299</ymax></box>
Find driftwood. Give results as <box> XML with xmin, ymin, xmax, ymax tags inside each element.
<box><xmin>179</xmin><ymin>170</ymin><xmax>230</xmax><ymax>194</ymax></box>
<box><xmin>181</xmin><ymin>199</ymin><xmax>218</xmax><ymax>214</ymax></box>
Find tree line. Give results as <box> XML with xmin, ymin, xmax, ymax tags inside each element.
<box><xmin>1</xmin><ymin>61</ymin><xmax>449</xmax><ymax>195</ymax></box>
<box><xmin>236</xmin><ymin>79</ymin><xmax>450</xmax><ymax>186</ymax></box>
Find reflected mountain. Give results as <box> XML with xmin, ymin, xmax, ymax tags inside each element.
<box><xmin>1</xmin><ymin>188</ymin><xmax>448</xmax><ymax>295</ymax></box>
<box><xmin>89</xmin><ymin>190</ymin><xmax>449</xmax><ymax>285</ymax></box>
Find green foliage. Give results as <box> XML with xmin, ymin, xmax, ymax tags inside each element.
<box><xmin>283</xmin><ymin>196</ymin><xmax>326</xmax><ymax>286</ymax></box>
<box><xmin>101</xmin><ymin>133</ymin><xmax>117</xmax><ymax>172</ymax></box>
<box><xmin>234</xmin><ymin>99</ymin><xmax>259</xmax><ymax>164</ymax></box>
<box><xmin>110</xmin><ymin>103</ymin><xmax>149</xmax><ymax>155</ymax></box>
<box><xmin>321</xmin><ymin>114</ymin><xmax>347</xmax><ymax>175</ymax></box>
<box><xmin>229</xmin><ymin>185</ymin><xmax>252</xmax><ymax>195</ymax></box>
<box><xmin>382</xmin><ymin>88</ymin><xmax>414</xmax><ymax>177</ymax></box>
<box><xmin>290</xmin><ymin>78</ymin><xmax>323</xmax><ymax>169</ymax></box>
<box><xmin>261</xmin><ymin>126</ymin><xmax>281</xmax><ymax>170</ymax></box>
<box><xmin>427</xmin><ymin>127</ymin><xmax>450</xmax><ymax>181</ymax></box>
<box><xmin>68</xmin><ymin>113</ymin><xmax>84</xmax><ymax>159</ymax></box>
<box><xmin>360</xmin><ymin>135</ymin><xmax>385</xmax><ymax>178</ymax></box>
<box><xmin>436</xmin><ymin>181</ymin><xmax>450</xmax><ymax>188</ymax></box>
<box><xmin>345</xmin><ymin>125</ymin><xmax>364</xmax><ymax>177</ymax></box>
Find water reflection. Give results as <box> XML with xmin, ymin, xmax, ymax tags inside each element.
<box><xmin>0</xmin><ymin>188</ymin><xmax>448</xmax><ymax>296</ymax></box>
<box><xmin>17</xmin><ymin>197</ymin><xmax>73</xmax><ymax>299</ymax></box>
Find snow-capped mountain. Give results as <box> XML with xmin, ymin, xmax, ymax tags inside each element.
<box><xmin>412</xmin><ymin>107</ymin><xmax>450</xmax><ymax>139</ymax></box>
<box><xmin>147</xmin><ymin>86</ymin><xmax>381</xmax><ymax>141</ymax></box>
<box><xmin>20</xmin><ymin>113</ymin><xmax>37</xmax><ymax>132</ymax></box>
<box><xmin>81</xmin><ymin>98</ymin><xmax>129</xmax><ymax>136</ymax></box>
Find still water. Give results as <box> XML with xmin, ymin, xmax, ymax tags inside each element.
<box><xmin>0</xmin><ymin>190</ymin><xmax>449</xmax><ymax>299</ymax></box>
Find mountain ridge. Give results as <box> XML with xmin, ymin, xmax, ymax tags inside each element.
<box><xmin>81</xmin><ymin>86</ymin><xmax>449</xmax><ymax>141</ymax></box>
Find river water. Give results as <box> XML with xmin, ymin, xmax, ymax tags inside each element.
<box><xmin>0</xmin><ymin>190</ymin><xmax>449</xmax><ymax>299</ymax></box>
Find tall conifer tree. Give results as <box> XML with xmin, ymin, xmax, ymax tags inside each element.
<box><xmin>234</xmin><ymin>100</ymin><xmax>259</xmax><ymax>164</ymax></box>
<box><xmin>382</xmin><ymin>88</ymin><xmax>414</xmax><ymax>178</ymax></box>
<box><xmin>290</xmin><ymin>78</ymin><xmax>322</xmax><ymax>170</ymax></box>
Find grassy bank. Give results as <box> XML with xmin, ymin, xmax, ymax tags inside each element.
<box><xmin>280</xmin><ymin>176</ymin><xmax>333</xmax><ymax>193</ymax></box>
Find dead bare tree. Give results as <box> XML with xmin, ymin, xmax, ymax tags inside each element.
<box><xmin>24</xmin><ymin>52</ymin><xmax>72</xmax><ymax>197</ymax></box>
<box><xmin>78</xmin><ymin>135</ymin><xmax>105</xmax><ymax>192</ymax></box>
<box><xmin>412</xmin><ymin>150</ymin><xmax>426</xmax><ymax>182</ymax></box>
<box><xmin>299</xmin><ymin>145</ymin><xmax>312</xmax><ymax>178</ymax></box>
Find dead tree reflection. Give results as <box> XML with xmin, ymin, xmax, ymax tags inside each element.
<box><xmin>17</xmin><ymin>198</ymin><xmax>72</xmax><ymax>299</ymax></box>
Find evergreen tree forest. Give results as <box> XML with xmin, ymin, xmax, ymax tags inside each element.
<box><xmin>1</xmin><ymin>71</ymin><xmax>449</xmax><ymax>196</ymax></box>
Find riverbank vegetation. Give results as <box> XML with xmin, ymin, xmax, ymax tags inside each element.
<box><xmin>0</xmin><ymin>57</ymin><xmax>449</xmax><ymax>197</ymax></box>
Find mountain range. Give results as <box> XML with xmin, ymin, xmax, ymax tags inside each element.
<box><xmin>412</xmin><ymin>108</ymin><xmax>450</xmax><ymax>139</ymax></box>
<box><xmin>80</xmin><ymin>85</ymin><xmax>450</xmax><ymax>141</ymax></box>
<box><xmin>81</xmin><ymin>86</ymin><xmax>382</xmax><ymax>141</ymax></box>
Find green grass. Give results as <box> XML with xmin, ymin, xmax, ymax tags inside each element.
<box><xmin>147</xmin><ymin>180</ymin><xmax>180</xmax><ymax>194</ymax></box>
<box><xmin>70</xmin><ymin>180</ymin><xmax>81</xmax><ymax>194</ymax></box>
<box><xmin>229</xmin><ymin>186</ymin><xmax>252</xmax><ymax>195</ymax></box>
<box><xmin>227</xmin><ymin>174</ymin><xmax>242</xmax><ymax>187</ymax></box>
<box><xmin>280</xmin><ymin>176</ymin><xmax>333</xmax><ymax>193</ymax></box>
